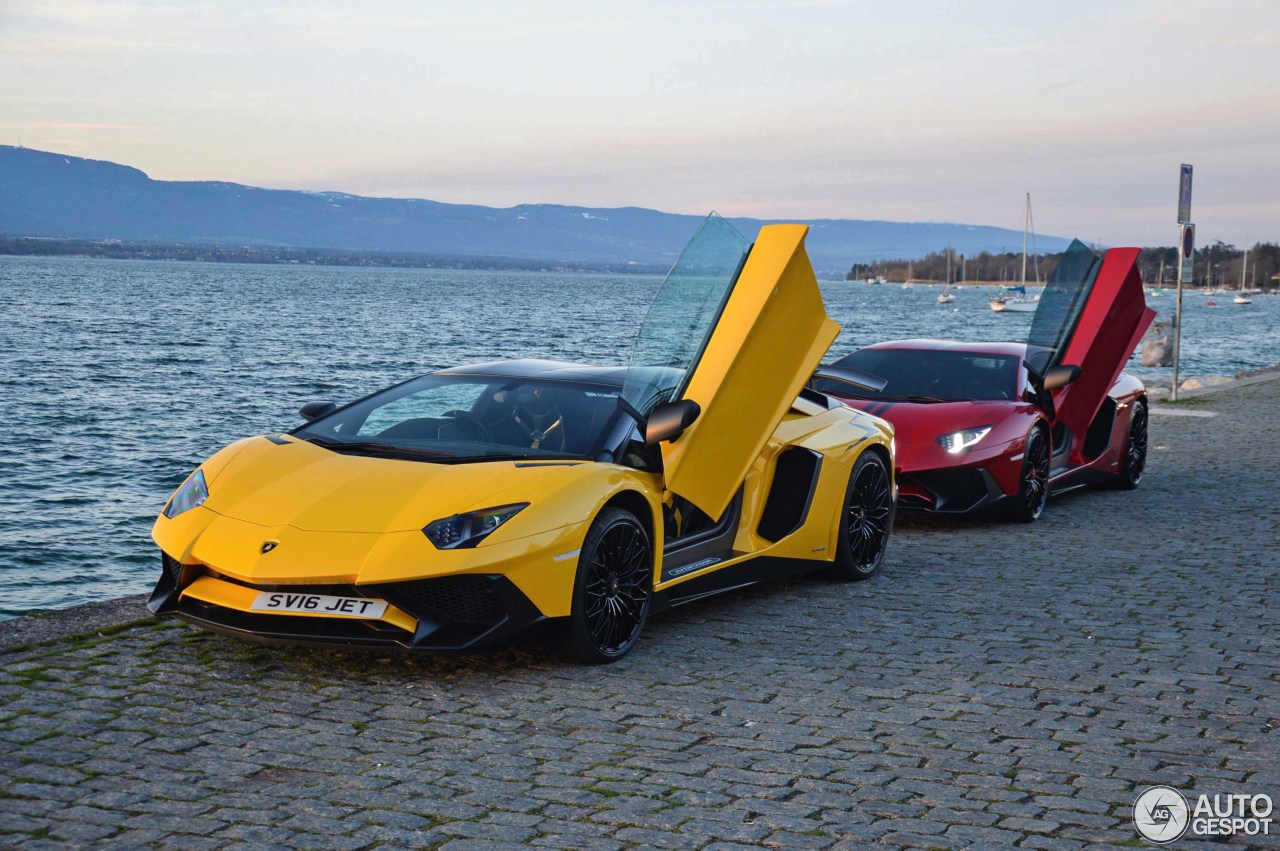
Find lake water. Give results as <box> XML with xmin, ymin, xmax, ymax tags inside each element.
<box><xmin>2</xmin><ymin>256</ymin><xmax>1276</xmax><ymax>618</ymax></box>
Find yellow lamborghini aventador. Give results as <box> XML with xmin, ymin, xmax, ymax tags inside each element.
<box><xmin>149</xmin><ymin>214</ymin><xmax>896</xmax><ymax>662</ymax></box>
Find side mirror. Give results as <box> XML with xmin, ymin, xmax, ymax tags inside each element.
<box><xmin>811</xmin><ymin>365</ymin><xmax>889</xmax><ymax>394</ymax></box>
<box><xmin>1042</xmin><ymin>365</ymin><xmax>1081</xmax><ymax>390</ymax></box>
<box><xmin>299</xmin><ymin>400</ymin><xmax>337</xmax><ymax>422</ymax></box>
<box><xmin>644</xmin><ymin>399</ymin><xmax>701</xmax><ymax>445</ymax></box>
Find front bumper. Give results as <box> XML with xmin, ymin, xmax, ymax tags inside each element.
<box><xmin>148</xmin><ymin>552</ymin><xmax>551</xmax><ymax>651</ymax></box>
<box><xmin>896</xmin><ymin>466</ymin><xmax>1008</xmax><ymax>514</ymax></box>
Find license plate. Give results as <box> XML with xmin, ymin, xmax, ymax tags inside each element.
<box><xmin>251</xmin><ymin>591</ymin><xmax>388</xmax><ymax>619</ymax></box>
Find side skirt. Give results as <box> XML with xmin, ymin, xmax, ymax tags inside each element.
<box><xmin>1048</xmin><ymin>463</ymin><xmax>1115</xmax><ymax>493</ymax></box>
<box><xmin>651</xmin><ymin>556</ymin><xmax>828</xmax><ymax>616</ymax></box>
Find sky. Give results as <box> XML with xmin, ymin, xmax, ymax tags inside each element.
<box><xmin>2</xmin><ymin>0</ymin><xmax>1277</xmax><ymax>247</ymax></box>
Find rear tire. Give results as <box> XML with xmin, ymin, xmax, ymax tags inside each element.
<box><xmin>1109</xmin><ymin>400</ymin><xmax>1147</xmax><ymax>490</ymax></box>
<box><xmin>564</xmin><ymin>507</ymin><xmax>652</xmax><ymax>664</ymax></box>
<box><xmin>829</xmin><ymin>451</ymin><xmax>894</xmax><ymax>581</ymax></box>
<box><xmin>1007</xmin><ymin>426</ymin><xmax>1050</xmax><ymax>523</ymax></box>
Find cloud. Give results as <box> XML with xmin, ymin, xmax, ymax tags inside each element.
<box><xmin>1214</xmin><ymin>36</ymin><xmax>1280</xmax><ymax>46</ymax></box>
<box><xmin>984</xmin><ymin>40</ymin><xmax>1070</xmax><ymax>55</ymax></box>
<box><xmin>1043</xmin><ymin>78</ymin><xmax>1083</xmax><ymax>92</ymax></box>
<box><xmin>0</xmin><ymin>122</ymin><xmax>146</xmax><ymax>130</ymax></box>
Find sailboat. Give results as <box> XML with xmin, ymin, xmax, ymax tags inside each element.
<box><xmin>1234</xmin><ymin>241</ymin><xmax>1253</xmax><ymax>304</ymax></box>
<box><xmin>991</xmin><ymin>194</ymin><xmax>1041</xmax><ymax>313</ymax></box>
<box><xmin>938</xmin><ymin>247</ymin><xmax>956</xmax><ymax>303</ymax></box>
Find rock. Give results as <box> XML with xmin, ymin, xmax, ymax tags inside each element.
<box><xmin>1236</xmin><ymin>362</ymin><xmax>1280</xmax><ymax>379</ymax></box>
<box><xmin>1141</xmin><ymin>336</ymin><xmax>1172</xmax><ymax>367</ymax></box>
<box><xmin>1147</xmin><ymin>386</ymin><xmax>1171</xmax><ymax>401</ymax></box>
<box><xmin>1179</xmin><ymin>377</ymin><xmax>1233</xmax><ymax>392</ymax></box>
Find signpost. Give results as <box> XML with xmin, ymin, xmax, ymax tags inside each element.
<box><xmin>1172</xmin><ymin>164</ymin><xmax>1193</xmax><ymax>401</ymax></box>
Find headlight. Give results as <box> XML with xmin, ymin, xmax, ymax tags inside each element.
<box><xmin>936</xmin><ymin>426</ymin><xmax>992</xmax><ymax>454</ymax></box>
<box><xmin>163</xmin><ymin>469</ymin><xmax>208</xmax><ymax>518</ymax></box>
<box><xmin>423</xmin><ymin>504</ymin><xmax>528</xmax><ymax>549</ymax></box>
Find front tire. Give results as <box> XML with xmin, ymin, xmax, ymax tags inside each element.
<box><xmin>829</xmin><ymin>451</ymin><xmax>894</xmax><ymax>581</ymax></box>
<box><xmin>1110</xmin><ymin>400</ymin><xmax>1147</xmax><ymax>490</ymax></box>
<box><xmin>564</xmin><ymin>507</ymin><xmax>653</xmax><ymax>664</ymax></box>
<box><xmin>1007</xmin><ymin>426</ymin><xmax>1050</xmax><ymax>522</ymax></box>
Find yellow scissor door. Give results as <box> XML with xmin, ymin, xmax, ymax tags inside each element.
<box><xmin>622</xmin><ymin>214</ymin><xmax>840</xmax><ymax>520</ymax></box>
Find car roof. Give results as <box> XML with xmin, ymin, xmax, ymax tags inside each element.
<box><xmin>861</xmin><ymin>339</ymin><xmax>1029</xmax><ymax>358</ymax></box>
<box><xmin>435</xmin><ymin>358</ymin><xmax>628</xmax><ymax>386</ymax></box>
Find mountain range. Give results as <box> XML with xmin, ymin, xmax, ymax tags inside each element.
<box><xmin>0</xmin><ymin>146</ymin><xmax>1071</xmax><ymax>274</ymax></box>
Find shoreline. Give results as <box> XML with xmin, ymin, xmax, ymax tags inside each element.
<box><xmin>0</xmin><ymin>595</ymin><xmax>150</xmax><ymax>652</ymax></box>
<box><xmin>1142</xmin><ymin>361</ymin><xmax>1280</xmax><ymax>399</ymax></box>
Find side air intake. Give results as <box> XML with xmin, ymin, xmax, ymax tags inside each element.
<box><xmin>757</xmin><ymin>448</ymin><xmax>822</xmax><ymax>542</ymax></box>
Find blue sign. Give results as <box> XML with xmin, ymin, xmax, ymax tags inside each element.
<box><xmin>1181</xmin><ymin>223</ymin><xmax>1195</xmax><ymax>283</ymax></box>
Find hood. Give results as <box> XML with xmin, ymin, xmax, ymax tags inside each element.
<box><xmin>841</xmin><ymin>399</ymin><xmax>1012</xmax><ymax>451</ymax></box>
<box><xmin>201</xmin><ymin>436</ymin><xmax>563</xmax><ymax>533</ymax></box>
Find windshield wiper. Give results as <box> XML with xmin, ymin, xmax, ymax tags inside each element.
<box><xmin>474</xmin><ymin>453</ymin><xmax>583</xmax><ymax>463</ymax></box>
<box><xmin>827</xmin><ymin>388</ymin><xmax>877</xmax><ymax>399</ymax></box>
<box><xmin>879</xmin><ymin>395</ymin><xmax>951</xmax><ymax>404</ymax></box>
<box><xmin>304</xmin><ymin>436</ymin><xmax>456</xmax><ymax>459</ymax></box>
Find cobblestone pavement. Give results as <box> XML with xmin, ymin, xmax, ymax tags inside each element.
<box><xmin>3</xmin><ymin>379</ymin><xmax>1278</xmax><ymax>850</ymax></box>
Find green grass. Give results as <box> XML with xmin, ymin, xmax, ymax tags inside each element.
<box><xmin>10</xmin><ymin>666</ymin><xmax>57</xmax><ymax>684</ymax></box>
<box><xmin>1157</xmin><ymin>394</ymin><xmax>1212</xmax><ymax>406</ymax></box>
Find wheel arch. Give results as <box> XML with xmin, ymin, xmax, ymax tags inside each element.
<box><xmin>601</xmin><ymin>489</ymin><xmax>658</xmax><ymax>560</ymax></box>
<box><xmin>599</xmin><ymin>488</ymin><xmax>660</xmax><ymax>580</ymax></box>
<box><xmin>1029</xmin><ymin>416</ymin><xmax>1050</xmax><ymax>444</ymax></box>
<box><xmin>860</xmin><ymin>441</ymin><xmax>892</xmax><ymax>472</ymax></box>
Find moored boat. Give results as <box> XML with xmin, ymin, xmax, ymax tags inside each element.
<box><xmin>992</xmin><ymin>194</ymin><xmax>1041</xmax><ymax>314</ymax></box>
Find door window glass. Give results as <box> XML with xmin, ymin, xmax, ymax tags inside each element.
<box><xmin>621</xmin><ymin>213</ymin><xmax>751</xmax><ymax>414</ymax></box>
<box><xmin>1026</xmin><ymin>239</ymin><xmax>1101</xmax><ymax>374</ymax></box>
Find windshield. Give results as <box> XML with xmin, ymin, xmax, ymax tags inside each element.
<box><xmin>826</xmin><ymin>348</ymin><xmax>1020</xmax><ymax>402</ymax></box>
<box><xmin>1026</xmin><ymin>239</ymin><xmax>1101</xmax><ymax>375</ymax></box>
<box><xmin>294</xmin><ymin>374</ymin><xmax>624</xmax><ymax>462</ymax></box>
<box><xmin>621</xmin><ymin>213</ymin><xmax>751</xmax><ymax>415</ymax></box>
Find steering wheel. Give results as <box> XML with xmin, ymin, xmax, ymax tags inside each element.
<box><xmin>441</xmin><ymin>410</ymin><xmax>492</xmax><ymax>442</ymax></box>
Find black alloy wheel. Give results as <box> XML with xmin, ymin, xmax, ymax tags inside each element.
<box><xmin>566</xmin><ymin>507</ymin><xmax>652</xmax><ymax>663</ymax></box>
<box><xmin>829</xmin><ymin>451</ymin><xmax>894</xmax><ymax>580</ymax></box>
<box><xmin>1112</xmin><ymin>400</ymin><xmax>1148</xmax><ymax>490</ymax></box>
<box><xmin>1008</xmin><ymin>426</ymin><xmax>1050</xmax><ymax>522</ymax></box>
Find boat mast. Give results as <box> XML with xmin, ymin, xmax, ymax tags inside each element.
<box><xmin>1020</xmin><ymin>193</ymin><xmax>1029</xmax><ymax>288</ymax></box>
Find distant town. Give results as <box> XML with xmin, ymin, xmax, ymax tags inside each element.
<box><xmin>848</xmin><ymin>242</ymin><xmax>1280</xmax><ymax>290</ymax></box>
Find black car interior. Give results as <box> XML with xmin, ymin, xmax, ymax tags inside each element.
<box><xmin>831</xmin><ymin>349</ymin><xmax>1019</xmax><ymax>402</ymax></box>
<box><xmin>371</xmin><ymin>380</ymin><xmax>622</xmax><ymax>456</ymax></box>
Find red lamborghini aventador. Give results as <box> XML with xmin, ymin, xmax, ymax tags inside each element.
<box><xmin>813</xmin><ymin>240</ymin><xmax>1155</xmax><ymax>522</ymax></box>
